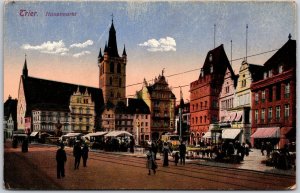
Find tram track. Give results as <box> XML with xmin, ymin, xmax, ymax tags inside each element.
<box><xmin>27</xmin><ymin>144</ymin><xmax>295</xmax><ymax>190</ymax></box>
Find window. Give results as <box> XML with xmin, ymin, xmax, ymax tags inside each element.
<box><xmin>268</xmin><ymin>107</ymin><xmax>272</xmax><ymax>122</ymax></box>
<box><xmin>200</xmin><ymin>102</ymin><xmax>203</xmax><ymax>109</ymax></box>
<box><xmin>268</xmin><ymin>87</ymin><xmax>273</xmax><ymax>102</ymax></box>
<box><xmin>261</xmin><ymin>90</ymin><xmax>265</xmax><ymax>102</ymax></box>
<box><xmin>86</xmin><ymin>108</ymin><xmax>90</xmax><ymax>114</ymax></box>
<box><xmin>263</xmin><ymin>72</ymin><xmax>267</xmax><ymax>79</ymax></box>
<box><xmin>205</xmin><ymin>101</ymin><xmax>207</xmax><ymax>107</ymax></box>
<box><xmin>86</xmin><ymin>118</ymin><xmax>89</xmax><ymax>123</ymax></box>
<box><xmin>210</xmin><ymin>65</ymin><xmax>213</xmax><ymax>73</ymax></box>
<box><xmin>255</xmin><ymin>110</ymin><xmax>258</xmax><ymax>123</ymax></box>
<box><xmin>268</xmin><ymin>69</ymin><xmax>273</xmax><ymax>77</ymax></box>
<box><xmin>261</xmin><ymin>109</ymin><xmax>265</xmax><ymax>123</ymax></box>
<box><xmin>285</xmin><ymin>83</ymin><xmax>290</xmax><ymax>98</ymax></box>
<box><xmin>200</xmin><ymin>116</ymin><xmax>202</xmax><ymax>123</ymax></box>
<box><xmin>276</xmin><ymin>106</ymin><xmax>281</xmax><ymax>121</ymax></box>
<box><xmin>110</xmin><ymin>62</ymin><xmax>114</xmax><ymax>73</ymax></box>
<box><xmin>110</xmin><ymin>77</ymin><xmax>113</xmax><ymax>86</ymax></box>
<box><xmin>242</xmin><ymin>80</ymin><xmax>246</xmax><ymax>87</ymax></box>
<box><xmin>196</xmin><ymin>117</ymin><xmax>198</xmax><ymax>124</ymax></box>
<box><xmin>284</xmin><ymin>104</ymin><xmax>290</xmax><ymax>120</ymax></box>
<box><xmin>79</xmin><ymin>107</ymin><xmax>83</xmax><ymax>114</ymax></box>
<box><xmin>117</xmin><ymin>63</ymin><xmax>121</xmax><ymax>73</ymax></box>
<box><xmin>204</xmin><ymin>116</ymin><xmax>207</xmax><ymax>123</ymax></box>
<box><xmin>255</xmin><ymin>93</ymin><xmax>259</xmax><ymax>104</ymax></box>
<box><xmin>110</xmin><ymin>92</ymin><xmax>114</xmax><ymax>97</ymax></box>
<box><xmin>278</xmin><ymin>65</ymin><xmax>283</xmax><ymax>73</ymax></box>
<box><xmin>225</xmin><ymin>86</ymin><xmax>229</xmax><ymax>93</ymax></box>
<box><xmin>119</xmin><ymin>78</ymin><xmax>122</xmax><ymax>87</ymax></box>
<box><xmin>276</xmin><ymin>84</ymin><xmax>281</xmax><ymax>100</ymax></box>
<box><xmin>213</xmin><ymin>100</ymin><xmax>218</xmax><ymax>108</ymax></box>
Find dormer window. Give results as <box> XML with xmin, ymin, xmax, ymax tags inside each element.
<box><xmin>209</xmin><ymin>54</ymin><xmax>213</xmax><ymax>62</ymax></box>
<box><xmin>278</xmin><ymin>65</ymin><xmax>283</xmax><ymax>73</ymax></box>
<box><xmin>200</xmin><ymin>69</ymin><xmax>204</xmax><ymax>77</ymax></box>
<box><xmin>263</xmin><ymin>72</ymin><xmax>267</xmax><ymax>79</ymax></box>
<box><xmin>210</xmin><ymin>65</ymin><xmax>213</xmax><ymax>73</ymax></box>
<box><xmin>268</xmin><ymin>69</ymin><xmax>273</xmax><ymax>77</ymax></box>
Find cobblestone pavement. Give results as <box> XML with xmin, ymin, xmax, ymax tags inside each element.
<box><xmin>4</xmin><ymin>142</ymin><xmax>296</xmax><ymax>190</ymax></box>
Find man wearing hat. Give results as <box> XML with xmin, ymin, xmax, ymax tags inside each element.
<box><xmin>56</xmin><ymin>143</ymin><xmax>67</xmax><ymax>179</ymax></box>
<box><xmin>73</xmin><ymin>141</ymin><xmax>82</xmax><ymax>169</ymax></box>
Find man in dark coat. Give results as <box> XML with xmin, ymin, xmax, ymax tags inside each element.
<box><xmin>73</xmin><ymin>141</ymin><xmax>82</xmax><ymax>169</ymax></box>
<box><xmin>179</xmin><ymin>141</ymin><xmax>187</xmax><ymax>165</ymax></box>
<box><xmin>81</xmin><ymin>144</ymin><xmax>89</xmax><ymax>167</ymax></box>
<box><xmin>56</xmin><ymin>143</ymin><xmax>67</xmax><ymax>179</ymax></box>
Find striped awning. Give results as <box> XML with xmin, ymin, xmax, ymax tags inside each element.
<box><xmin>235</xmin><ymin>111</ymin><xmax>243</xmax><ymax>122</ymax></box>
<box><xmin>251</xmin><ymin>127</ymin><xmax>280</xmax><ymax>138</ymax></box>
<box><xmin>229</xmin><ymin>112</ymin><xmax>237</xmax><ymax>122</ymax></box>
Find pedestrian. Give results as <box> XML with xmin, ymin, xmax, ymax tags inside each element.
<box><xmin>174</xmin><ymin>152</ymin><xmax>179</xmax><ymax>166</ymax></box>
<box><xmin>146</xmin><ymin>148</ymin><xmax>157</xmax><ymax>175</ymax></box>
<box><xmin>162</xmin><ymin>142</ymin><xmax>171</xmax><ymax>167</ymax></box>
<box><xmin>73</xmin><ymin>141</ymin><xmax>82</xmax><ymax>170</ymax></box>
<box><xmin>129</xmin><ymin>136</ymin><xmax>135</xmax><ymax>153</ymax></box>
<box><xmin>81</xmin><ymin>143</ymin><xmax>89</xmax><ymax>167</ymax></box>
<box><xmin>240</xmin><ymin>143</ymin><xmax>246</xmax><ymax>161</ymax></box>
<box><xmin>261</xmin><ymin>142</ymin><xmax>266</xmax><ymax>156</ymax></box>
<box><xmin>151</xmin><ymin>141</ymin><xmax>158</xmax><ymax>160</ymax></box>
<box><xmin>179</xmin><ymin>141</ymin><xmax>186</xmax><ymax>165</ymax></box>
<box><xmin>266</xmin><ymin>142</ymin><xmax>272</xmax><ymax>158</ymax></box>
<box><xmin>56</xmin><ymin>143</ymin><xmax>67</xmax><ymax>179</ymax></box>
<box><xmin>245</xmin><ymin>143</ymin><xmax>250</xmax><ymax>156</ymax></box>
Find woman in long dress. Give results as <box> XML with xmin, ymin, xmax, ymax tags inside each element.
<box><xmin>146</xmin><ymin>148</ymin><xmax>157</xmax><ymax>175</ymax></box>
<box><xmin>162</xmin><ymin>142</ymin><xmax>171</xmax><ymax>167</ymax></box>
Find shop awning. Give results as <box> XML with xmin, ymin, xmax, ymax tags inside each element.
<box><xmin>30</xmin><ymin>131</ymin><xmax>39</xmax><ymax>137</ymax></box>
<box><xmin>235</xmin><ymin>111</ymin><xmax>243</xmax><ymax>122</ymax></box>
<box><xmin>84</xmin><ymin>132</ymin><xmax>107</xmax><ymax>139</ymax></box>
<box><xmin>203</xmin><ymin>131</ymin><xmax>211</xmax><ymax>138</ymax></box>
<box><xmin>62</xmin><ymin>133</ymin><xmax>83</xmax><ymax>137</ymax></box>
<box><xmin>251</xmin><ymin>127</ymin><xmax>280</xmax><ymax>138</ymax></box>
<box><xmin>229</xmin><ymin>113</ymin><xmax>237</xmax><ymax>122</ymax></box>
<box><xmin>222</xmin><ymin>129</ymin><xmax>241</xmax><ymax>139</ymax></box>
<box><xmin>105</xmin><ymin>131</ymin><xmax>133</xmax><ymax>137</ymax></box>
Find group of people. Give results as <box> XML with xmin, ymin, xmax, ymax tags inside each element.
<box><xmin>55</xmin><ymin>141</ymin><xmax>90</xmax><ymax>179</ymax></box>
<box><xmin>146</xmin><ymin>141</ymin><xmax>187</xmax><ymax>175</ymax></box>
<box><xmin>217</xmin><ymin>141</ymin><xmax>250</xmax><ymax>161</ymax></box>
<box><xmin>260</xmin><ymin>141</ymin><xmax>273</xmax><ymax>158</ymax></box>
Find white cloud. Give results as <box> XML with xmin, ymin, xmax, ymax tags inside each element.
<box><xmin>138</xmin><ymin>37</ymin><xmax>176</xmax><ymax>52</ymax></box>
<box><xmin>73</xmin><ymin>51</ymin><xmax>91</xmax><ymax>58</ymax></box>
<box><xmin>21</xmin><ymin>40</ymin><xmax>69</xmax><ymax>55</ymax></box>
<box><xmin>70</xmin><ymin>40</ymin><xmax>93</xmax><ymax>48</ymax></box>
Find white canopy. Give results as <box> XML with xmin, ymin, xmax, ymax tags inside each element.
<box><xmin>62</xmin><ymin>133</ymin><xmax>83</xmax><ymax>137</ymax></box>
<box><xmin>222</xmin><ymin>129</ymin><xmax>241</xmax><ymax>139</ymax></box>
<box><xmin>30</xmin><ymin>131</ymin><xmax>39</xmax><ymax>137</ymax></box>
<box><xmin>105</xmin><ymin>131</ymin><xmax>133</xmax><ymax>137</ymax></box>
<box><xmin>203</xmin><ymin>131</ymin><xmax>211</xmax><ymax>138</ymax></box>
<box><xmin>83</xmin><ymin>132</ymin><xmax>107</xmax><ymax>139</ymax></box>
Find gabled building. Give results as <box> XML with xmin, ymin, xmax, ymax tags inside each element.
<box><xmin>98</xmin><ymin>18</ymin><xmax>127</xmax><ymax>106</ymax></box>
<box><xmin>230</xmin><ymin>61</ymin><xmax>264</xmax><ymax>144</ymax></box>
<box><xmin>101</xmin><ymin>98</ymin><xmax>150</xmax><ymax>144</ymax></box>
<box><xmin>17</xmin><ymin>57</ymin><xmax>104</xmax><ymax>135</ymax></box>
<box><xmin>251</xmin><ymin>36</ymin><xmax>296</xmax><ymax>149</ymax></box>
<box><xmin>4</xmin><ymin>96</ymin><xmax>18</xmax><ymax>139</ymax></box>
<box><xmin>189</xmin><ymin>44</ymin><xmax>232</xmax><ymax>145</ymax></box>
<box><xmin>138</xmin><ymin>72</ymin><xmax>176</xmax><ymax>140</ymax></box>
<box><xmin>218</xmin><ymin>67</ymin><xmax>239</xmax><ymax>141</ymax></box>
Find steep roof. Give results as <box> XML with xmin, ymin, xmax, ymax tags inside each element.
<box><xmin>248</xmin><ymin>64</ymin><xmax>264</xmax><ymax>82</ymax></box>
<box><xmin>22</xmin><ymin>76</ymin><xmax>104</xmax><ymax>116</ymax></box>
<box><xmin>263</xmin><ymin>39</ymin><xmax>296</xmax><ymax>70</ymax></box>
<box><xmin>202</xmin><ymin>44</ymin><xmax>233</xmax><ymax>78</ymax></box>
<box><xmin>127</xmin><ymin>98</ymin><xmax>150</xmax><ymax>114</ymax></box>
<box><xmin>146</xmin><ymin>75</ymin><xmax>176</xmax><ymax>99</ymax></box>
<box><xmin>4</xmin><ymin>97</ymin><xmax>18</xmax><ymax>119</ymax></box>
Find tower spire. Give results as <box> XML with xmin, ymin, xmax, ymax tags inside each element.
<box><xmin>22</xmin><ymin>54</ymin><xmax>28</xmax><ymax>78</ymax></box>
<box><xmin>98</xmin><ymin>48</ymin><xmax>102</xmax><ymax>58</ymax></box>
<box><xmin>122</xmin><ymin>44</ymin><xmax>127</xmax><ymax>56</ymax></box>
<box><xmin>107</xmin><ymin>14</ymin><xmax>119</xmax><ymax>57</ymax></box>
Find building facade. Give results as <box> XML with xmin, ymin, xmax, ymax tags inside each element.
<box><xmin>251</xmin><ymin>37</ymin><xmax>296</xmax><ymax>149</ymax></box>
<box><xmin>17</xmin><ymin>57</ymin><xmax>104</xmax><ymax>135</ymax></box>
<box><xmin>138</xmin><ymin>72</ymin><xmax>176</xmax><ymax>140</ymax></box>
<box><xmin>98</xmin><ymin>18</ymin><xmax>127</xmax><ymax>106</ymax></box>
<box><xmin>189</xmin><ymin>44</ymin><xmax>232</xmax><ymax>145</ymax></box>
<box><xmin>4</xmin><ymin>96</ymin><xmax>18</xmax><ymax>139</ymax></box>
<box><xmin>230</xmin><ymin>61</ymin><xmax>264</xmax><ymax>143</ymax></box>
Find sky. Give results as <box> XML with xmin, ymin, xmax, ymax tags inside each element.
<box><xmin>3</xmin><ymin>1</ymin><xmax>296</xmax><ymax>103</ymax></box>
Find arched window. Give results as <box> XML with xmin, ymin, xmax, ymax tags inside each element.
<box><xmin>110</xmin><ymin>77</ymin><xmax>113</xmax><ymax>86</ymax></box>
<box><xmin>119</xmin><ymin>78</ymin><xmax>122</xmax><ymax>87</ymax></box>
<box><xmin>117</xmin><ymin>63</ymin><xmax>121</xmax><ymax>73</ymax></box>
<box><xmin>110</xmin><ymin>62</ymin><xmax>114</xmax><ymax>73</ymax></box>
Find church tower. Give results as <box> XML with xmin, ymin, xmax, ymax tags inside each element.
<box><xmin>98</xmin><ymin>16</ymin><xmax>127</xmax><ymax>106</ymax></box>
